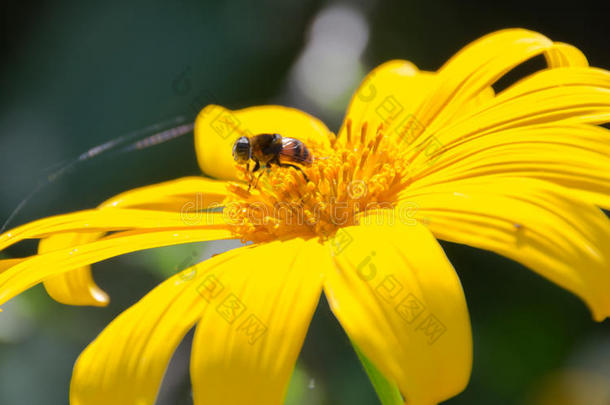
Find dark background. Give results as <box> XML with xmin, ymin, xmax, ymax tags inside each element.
<box><xmin>1</xmin><ymin>0</ymin><xmax>610</xmax><ymax>404</ymax></box>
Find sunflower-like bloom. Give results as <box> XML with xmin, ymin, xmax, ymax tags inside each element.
<box><xmin>1</xmin><ymin>29</ymin><xmax>610</xmax><ymax>404</ymax></box>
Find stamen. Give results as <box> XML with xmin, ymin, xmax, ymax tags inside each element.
<box><xmin>346</xmin><ymin>119</ymin><xmax>352</xmax><ymax>145</ymax></box>
<box><xmin>360</xmin><ymin>122</ymin><xmax>368</xmax><ymax>146</ymax></box>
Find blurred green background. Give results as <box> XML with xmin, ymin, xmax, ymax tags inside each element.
<box><xmin>1</xmin><ymin>0</ymin><xmax>610</xmax><ymax>404</ymax></box>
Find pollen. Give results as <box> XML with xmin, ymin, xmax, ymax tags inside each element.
<box><xmin>223</xmin><ymin>122</ymin><xmax>412</xmax><ymax>243</ymax></box>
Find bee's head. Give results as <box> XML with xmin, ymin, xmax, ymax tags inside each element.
<box><xmin>232</xmin><ymin>136</ymin><xmax>251</xmax><ymax>164</ymax></box>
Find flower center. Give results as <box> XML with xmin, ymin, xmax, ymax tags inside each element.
<box><xmin>223</xmin><ymin>122</ymin><xmax>411</xmax><ymax>243</ymax></box>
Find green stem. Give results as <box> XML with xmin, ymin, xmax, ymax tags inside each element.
<box><xmin>352</xmin><ymin>343</ymin><xmax>403</xmax><ymax>405</ymax></box>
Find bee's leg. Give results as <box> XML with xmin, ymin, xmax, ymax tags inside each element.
<box><xmin>247</xmin><ymin>161</ymin><xmax>261</xmax><ymax>192</ymax></box>
<box><xmin>279</xmin><ymin>163</ymin><xmax>309</xmax><ymax>183</ymax></box>
<box><xmin>252</xmin><ymin>170</ymin><xmax>265</xmax><ymax>190</ymax></box>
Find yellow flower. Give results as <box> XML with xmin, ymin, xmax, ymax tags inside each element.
<box><xmin>1</xmin><ymin>28</ymin><xmax>610</xmax><ymax>404</ymax></box>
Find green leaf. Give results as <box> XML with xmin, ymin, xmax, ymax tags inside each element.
<box><xmin>353</xmin><ymin>343</ymin><xmax>403</xmax><ymax>405</ymax></box>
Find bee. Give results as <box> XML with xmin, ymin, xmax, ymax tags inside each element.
<box><xmin>232</xmin><ymin>133</ymin><xmax>312</xmax><ymax>190</ymax></box>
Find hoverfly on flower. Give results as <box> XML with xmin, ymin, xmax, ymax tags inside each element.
<box><xmin>231</xmin><ymin>133</ymin><xmax>313</xmax><ymax>190</ymax></box>
<box><xmin>1</xmin><ymin>29</ymin><xmax>610</xmax><ymax>405</ymax></box>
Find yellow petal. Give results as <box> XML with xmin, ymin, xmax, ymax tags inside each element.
<box><xmin>414</xmin><ymin>29</ymin><xmax>588</xmax><ymax>138</ymax></box>
<box><xmin>544</xmin><ymin>42</ymin><xmax>589</xmax><ymax>68</ymax></box>
<box><xmin>191</xmin><ymin>238</ymin><xmax>326</xmax><ymax>404</ymax></box>
<box><xmin>0</xmin><ymin>227</ymin><xmax>232</xmax><ymax>308</ymax></box>
<box><xmin>194</xmin><ymin>105</ymin><xmax>332</xmax><ymax>180</ymax></box>
<box><xmin>323</xmin><ymin>216</ymin><xmax>472</xmax><ymax>404</ymax></box>
<box><xmin>0</xmin><ymin>209</ymin><xmax>227</xmax><ymax>250</ymax></box>
<box><xmin>38</xmin><ymin>176</ymin><xmax>229</xmax><ymax>306</ymax></box>
<box><xmin>338</xmin><ymin>60</ymin><xmax>437</xmax><ymax>145</ymax></box>
<box><xmin>0</xmin><ymin>258</ymin><xmax>23</xmax><ymax>273</ymax></box>
<box><xmin>39</xmin><ymin>232</ymin><xmax>109</xmax><ymax>306</ymax></box>
<box><xmin>410</xmin><ymin>124</ymin><xmax>610</xmax><ymax>209</ymax></box>
<box><xmin>421</xmin><ymin>68</ymin><xmax>610</xmax><ymax>154</ymax></box>
<box><xmin>70</xmin><ymin>246</ymin><xmax>245</xmax><ymax>405</ymax></box>
<box><xmin>97</xmin><ymin>176</ymin><xmax>228</xmax><ymax>211</ymax></box>
<box><xmin>402</xmin><ymin>177</ymin><xmax>610</xmax><ymax>321</ymax></box>
<box><xmin>495</xmin><ymin>66</ymin><xmax>608</xmax><ymax>102</ymax></box>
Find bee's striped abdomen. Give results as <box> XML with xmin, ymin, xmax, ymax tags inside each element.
<box><xmin>280</xmin><ymin>137</ymin><xmax>313</xmax><ymax>165</ymax></box>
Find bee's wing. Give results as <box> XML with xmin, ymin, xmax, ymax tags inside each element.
<box><xmin>279</xmin><ymin>137</ymin><xmax>313</xmax><ymax>164</ymax></box>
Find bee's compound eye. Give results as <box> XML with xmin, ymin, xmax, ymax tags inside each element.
<box><xmin>232</xmin><ymin>136</ymin><xmax>250</xmax><ymax>163</ymax></box>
